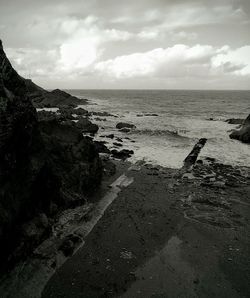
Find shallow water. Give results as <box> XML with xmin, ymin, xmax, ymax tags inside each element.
<box><xmin>68</xmin><ymin>90</ymin><xmax>250</xmax><ymax>168</ymax></box>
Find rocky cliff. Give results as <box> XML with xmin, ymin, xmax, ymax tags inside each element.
<box><xmin>0</xmin><ymin>40</ymin><xmax>102</xmax><ymax>270</ymax></box>
<box><xmin>28</xmin><ymin>85</ymin><xmax>87</xmax><ymax>108</ymax></box>
<box><xmin>230</xmin><ymin>114</ymin><xmax>250</xmax><ymax>143</ymax></box>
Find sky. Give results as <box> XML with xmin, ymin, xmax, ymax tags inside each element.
<box><xmin>0</xmin><ymin>0</ymin><xmax>250</xmax><ymax>89</ymax></box>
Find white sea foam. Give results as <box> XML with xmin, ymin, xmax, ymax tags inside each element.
<box><xmin>72</xmin><ymin>90</ymin><xmax>250</xmax><ymax>168</ymax></box>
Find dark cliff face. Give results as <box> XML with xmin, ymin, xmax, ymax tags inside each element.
<box><xmin>0</xmin><ymin>40</ymin><xmax>102</xmax><ymax>269</ymax></box>
<box><xmin>230</xmin><ymin>114</ymin><xmax>250</xmax><ymax>143</ymax></box>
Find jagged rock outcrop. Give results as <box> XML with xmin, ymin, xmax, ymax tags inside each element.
<box><xmin>21</xmin><ymin>68</ymin><xmax>86</xmax><ymax>108</ymax></box>
<box><xmin>37</xmin><ymin>109</ymin><xmax>99</xmax><ymax>134</ymax></box>
<box><xmin>229</xmin><ymin>114</ymin><xmax>250</xmax><ymax>143</ymax></box>
<box><xmin>26</xmin><ymin>83</ymin><xmax>87</xmax><ymax>108</ymax></box>
<box><xmin>0</xmin><ymin>40</ymin><xmax>102</xmax><ymax>269</ymax></box>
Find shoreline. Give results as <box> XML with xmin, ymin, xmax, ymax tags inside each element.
<box><xmin>42</xmin><ymin>157</ymin><xmax>250</xmax><ymax>297</ymax></box>
<box><xmin>1</xmin><ymin>38</ymin><xmax>250</xmax><ymax>298</ymax></box>
<box><xmin>1</xmin><ymin>156</ymin><xmax>250</xmax><ymax>297</ymax></box>
<box><xmin>1</xmin><ymin>98</ymin><xmax>249</xmax><ymax>297</ymax></box>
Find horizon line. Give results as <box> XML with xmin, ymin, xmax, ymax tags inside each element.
<box><xmin>53</xmin><ymin>88</ymin><xmax>250</xmax><ymax>92</ymax></box>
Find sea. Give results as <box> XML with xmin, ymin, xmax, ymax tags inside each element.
<box><xmin>68</xmin><ymin>90</ymin><xmax>250</xmax><ymax>169</ymax></box>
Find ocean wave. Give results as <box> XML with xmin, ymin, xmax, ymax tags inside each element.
<box><xmin>134</xmin><ymin>128</ymin><xmax>190</xmax><ymax>139</ymax></box>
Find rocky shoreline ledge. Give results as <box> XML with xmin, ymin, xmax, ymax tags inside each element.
<box><xmin>0</xmin><ymin>39</ymin><xmax>250</xmax><ymax>297</ymax></box>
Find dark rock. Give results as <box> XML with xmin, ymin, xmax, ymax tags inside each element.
<box><xmin>58</xmin><ymin>107</ymin><xmax>75</xmax><ymax>120</ymax></box>
<box><xmin>226</xmin><ymin>118</ymin><xmax>244</xmax><ymax>125</ymax></box>
<box><xmin>22</xmin><ymin>222</ymin><xmax>41</xmax><ymax>239</ymax></box>
<box><xmin>205</xmin><ymin>157</ymin><xmax>216</xmax><ymax>162</ymax></box>
<box><xmin>113</xmin><ymin>142</ymin><xmax>123</xmax><ymax>147</ymax></box>
<box><xmin>120</xmin><ymin>128</ymin><xmax>131</xmax><ymax>133</ymax></box>
<box><xmin>137</xmin><ymin>113</ymin><xmax>158</xmax><ymax>117</ymax></box>
<box><xmin>95</xmin><ymin>117</ymin><xmax>107</xmax><ymax>121</ymax></box>
<box><xmin>0</xmin><ymin>40</ymin><xmax>102</xmax><ymax>269</ymax></box>
<box><xmin>101</xmin><ymin>157</ymin><xmax>116</xmax><ymax>176</ymax></box>
<box><xmin>229</xmin><ymin>114</ymin><xmax>250</xmax><ymax>143</ymax></box>
<box><xmin>74</xmin><ymin>107</ymin><xmax>88</xmax><ymax>116</ymax></box>
<box><xmin>59</xmin><ymin>239</ymin><xmax>74</xmax><ymax>256</ymax></box>
<box><xmin>39</xmin><ymin>119</ymin><xmax>102</xmax><ymax>201</ymax></box>
<box><xmin>116</xmin><ymin>122</ymin><xmax>136</xmax><ymax>129</ymax></box>
<box><xmin>91</xmin><ymin>111</ymin><xmax>116</xmax><ymax>117</ymax></box>
<box><xmin>75</xmin><ymin>118</ymin><xmax>99</xmax><ymax>134</ymax></box>
<box><xmin>100</xmin><ymin>134</ymin><xmax>115</xmax><ymax>139</ymax></box>
<box><xmin>23</xmin><ymin>74</ymin><xmax>87</xmax><ymax>108</ymax></box>
<box><xmin>94</xmin><ymin>141</ymin><xmax>110</xmax><ymax>154</ymax></box>
<box><xmin>144</xmin><ymin>113</ymin><xmax>158</xmax><ymax>116</ymax></box>
<box><xmin>106</xmin><ymin>134</ymin><xmax>115</xmax><ymax>139</ymax></box>
<box><xmin>116</xmin><ymin>138</ymin><xmax>123</xmax><ymax>142</ymax></box>
<box><xmin>37</xmin><ymin>110</ymin><xmax>62</xmax><ymax>122</ymax></box>
<box><xmin>29</xmin><ymin>86</ymin><xmax>86</xmax><ymax>108</ymax></box>
<box><xmin>34</xmin><ymin>213</ymin><xmax>49</xmax><ymax>229</ymax></box>
<box><xmin>59</xmin><ymin>234</ymin><xmax>82</xmax><ymax>257</ymax></box>
<box><xmin>57</xmin><ymin>106</ymin><xmax>89</xmax><ymax>120</ymax></box>
<box><xmin>111</xmin><ymin>149</ymin><xmax>134</xmax><ymax>160</ymax></box>
<box><xmin>183</xmin><ymin>138</ymin><xmax>207</xmax><ymax>169</ymax></box>
<box><xmin>49</xmin><ymin>89</ymin><xmax>86</xmax><ymax>107</ymax></box>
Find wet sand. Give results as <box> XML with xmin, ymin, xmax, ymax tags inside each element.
<box><xmin>41</xmin><ymin>160</ymin><xmax>250</xmax><ymax>298</ymax></box>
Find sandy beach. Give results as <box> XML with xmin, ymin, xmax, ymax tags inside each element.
<box><xmin>42</xmin><ymin>159</ymin><xmax>250</xmax><ymax>298</ymax></box>
<box><xmin>1</xmin><ymin>156</ymin><xmax>249</xmax><ymax>298</ymax></box>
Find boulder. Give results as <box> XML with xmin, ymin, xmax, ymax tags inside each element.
<box><xmin>94</xmin><ymin>141</ymin><xmax>110</xmax><ymax>154</ymax></box>
<box><xmin>76</xmin><ymin>118</ymin><xmax>99</xmax><ymax>134</ymax></box>
<box><xmin>229</xmin><ymin>114</ymin><xmax>250</xmax><ymax>143</ymax></box>
<box><xmin>113</xmin><ymin>142</ymin><xmax>123</xmax><ymax>147</ymax></box>
<box><xmin>116</xmin><ymin>122</ymin><xmax>136</xmax><ymax>129</ymax></box>
<box><xmin>74</xmin><ymin>107</ymin><xmax>88</xmax><ymax>116</ymax></box>
<box><xmin>111</xmin><ymin>149</ymin><xmax>134</xmax><ymax>160</ymax></box>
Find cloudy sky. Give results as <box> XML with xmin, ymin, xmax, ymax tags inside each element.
<box><xmin>0</xmin><ymin>0</ymin><xmax>250</xmax><ymax>89</ymax></box>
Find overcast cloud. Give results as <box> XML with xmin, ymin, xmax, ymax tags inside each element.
<box><xmin>0</xmin><ymin>0</ymin><xmax>250</xmax><ymax>89</ymax></box>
